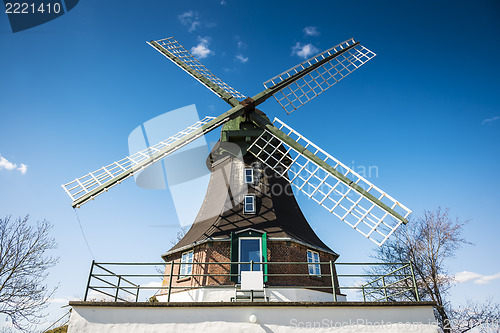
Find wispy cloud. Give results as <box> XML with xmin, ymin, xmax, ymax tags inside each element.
<box><xmin>0</xmin><ymin>155</ymin><xmax>27</xmax><ymax>175</ymax></box>
<box><xmin>191</xmin><ymin>37</ymin><xmax>212</xmax><ymax>59</ymax></box>
<box><xmin>482</xmin><ymin>116</ymin><xmax>500</xmax><ymax>125</ymax></box>
<box><xmin>236</xmin><ymin>38</ymin><xmax>247</xmax><ymax>50</ymax></box>
<box><xmin>233</xmin><ymin>37</ymin><xmax>248</xmax><ymax>63</ymax></box>
<box><xmin>291</xmin><ymin>42</ymin><xmax>319</xmax><ymax>59</ymax></box>
<box><xmin>235</xmin><ymin>54</ymin><xmax>248</xmax><ymax>63</ymax></box>
<box><xmin>49</xmin><ymin>298</ymin><xmax>69</xmax><ymax>304</ymax></box>
<box><xmin>178</xmin><ymin>11</ymin><xmax>201</xmax><ymax>32</ymax></box>
<box><xmin>141</xmin><ymin>281</ymin><xmax>163</xmax><ymax>288</ymax></box>
<box><xmin>303</xmin><ymin>26</ymin><xmax>320</xmax><ymax>36</ymax></box>
<box><xmin>455</xmin><ymin>271</ymin><xmax>500</xmax><ymax>285</ymax></box>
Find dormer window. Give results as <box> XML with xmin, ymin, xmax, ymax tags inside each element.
<box><xmin>244</xmin><ymin>168</ymin><xmax>254</xmax><ymax>184</ymax></box>
<box><xmin>243</xmin><ymin>195</ymin><xmax>256</xmax><ymax>214</ymax></box>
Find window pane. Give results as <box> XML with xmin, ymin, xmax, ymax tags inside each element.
<box><xmin>180</xmin><ymin>251</ymin><xmax>193</xmax><ymax>277</ymax></box>
<box><xmin>181</xmin><ymin>251</ymin><xmax>193</xmax><ymax>263</ymax></box>
<box><xmin>245</xmin><ymin>168</ymin><xmax>253</xmax><ymax>183</ymax></box>
<box><xmin>244</xmin><ymin>195</ymin><xmax>255</xmax><ymax>213</ymax></box>
<box><xmin>240</xmin><ymin>239</ymin><xmax>261</xmax><ymax>272</ymax></box>
<box><xmin>307</xmin><ymin>250</ymin><xmax>321</xmax><ymax>276</ymax></box>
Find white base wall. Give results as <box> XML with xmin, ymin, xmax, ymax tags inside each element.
<box><xmin>155</xmin><ymin>287</ymin><xmax>347</xmax><ymax>302</ymax></box>
<box><xmin>68</xmin><ymin>302</ymin><xmax>438</xmax><ymax>333</ymax></box>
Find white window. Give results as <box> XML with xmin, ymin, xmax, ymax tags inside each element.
<box><xmin>179</xmin><ymin>250</ymin><xmax>193</xmax><ymax>277</ymax></box>
<box><xmin>243</xmin><ymin>195</ymin><xmax>256</xmax><ymax>214</ymax></box>
<box><xmin>244</xmin><ymin>168</ymin><xmax>254</xmax><ymax>184</ymax></box>
<box><xmin>307</xmin><ymin>250</ymin><xmax>321</xmax><ymax>276</ymax></box>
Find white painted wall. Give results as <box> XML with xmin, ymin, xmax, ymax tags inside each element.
<box><xmin>68</xmin><ymin>303</ymin><xmax>438</xmax><ymax>332</ymax></box>
<box><xmin>155</xmin><ymin>287</ymin><xmax>347</xmax><ymax>302</ymax></box>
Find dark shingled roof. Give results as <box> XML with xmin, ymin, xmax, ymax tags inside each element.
<box><xmin>165</xmin><ymin>147</ymin><xmax>335</xmax><ymax>256</ymax></box>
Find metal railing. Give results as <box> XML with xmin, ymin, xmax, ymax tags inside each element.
<box><xmin>83</xmin><ymin>260</ymin><xmax>420</xmax><ymax>303</ymax></box>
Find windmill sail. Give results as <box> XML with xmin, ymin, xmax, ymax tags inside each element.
<box><xmin>263</xmin><ymin>38</ymin><xmax>376</xmax><ymax>114</ymax></box>
<box><xmin>248</xmin><ymin>116</ymin><xmax>411</xmax><ymax>246</ymax></box>
<box><xmin>62</xmin><ymin>114</ymin><xmax>233</xmax><ymax>208</ymax></box>
<box><xmin>148</xmin><ymin>37</ymin><xmax>245</xmax><ymax>107</ymax></box>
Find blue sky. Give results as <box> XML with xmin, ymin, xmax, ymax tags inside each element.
<box><xmin>1</xmin><ymin>0</ymin><xmax>499</xmax><ymax>328</ymax></box>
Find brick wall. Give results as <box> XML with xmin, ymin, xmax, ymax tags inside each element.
<box><xmin>162</xmin><ymin>240</ymin><xmax>340</xmax><ymax>295</ymax></box>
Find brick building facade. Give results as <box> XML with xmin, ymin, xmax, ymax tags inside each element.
<box><xmin>161</xmin><ymin>239</ymin><xmax>341</xmax><ymax>296</ymax></box>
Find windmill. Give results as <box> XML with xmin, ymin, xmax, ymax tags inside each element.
<box><xmin>62</xmin><ymin>36</ymin><xmax>410</xmax><ymax>246</ymax></box>
<box><xmin>59</xmin><ymin>36</ymin><xmax>443</xmax><ymax>333</ymax></box>
<box><xmin>62</xmin><ymin>36</ymin><xmax>412</xmax><ymax>303</ymax></box>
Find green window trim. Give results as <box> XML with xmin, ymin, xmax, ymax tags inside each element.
<box><xmin>262</xmin><ymin>232</ymin><xmax>268</xmax><ymax>282</ymax></box>
<box><xmin>229</xmin><ymin>231</ymin><xmax>268</xmax><ymax>283</ymax></box>
<box><xmin>230</xmin><ymin>232</ymin><xmax>238</xmax><ymax>283</ymax></box>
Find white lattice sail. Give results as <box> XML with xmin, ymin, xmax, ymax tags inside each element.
<box><xmin>264</xmin><ymin>38</ymin><xmax>376</xmax><ymax>114</ymax></box>
<box><xmin>62</xmin><ymin>116</ymin><xmax>216</xmax><ymax>207</ymax></box>
<box><xmin>248</xmin><ymin>118</ymin><xmax>411</xmax><ymax>246</ymax></box>
<box><xmin>148</xmin><ymin>37</ymin><xmax>245</xmax><ymax>102</ymax></box>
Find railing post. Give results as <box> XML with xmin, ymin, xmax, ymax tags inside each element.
<box><xmin>167</xmin><ymin>261</ymin><xmax>174</xmax><ymax>302</ymax></box>
<box><xmin>382</xmin><ymin>275</ymin><xmax>388</xmax><ymax>302</ymax></box>
<box><xmin>250</xmin><ymin>261</ymin><xmax>254</xmax><ymax>302</ymax></box>
<box><xmin>84</xmin><ymin>260</ymin><xmax>95</xmax><ymax>301</ymax></box>
<box><xmin>136</xmin><ymin>285</ymin><xmax>140</xmax><ymax>302</ymax></box>
<box><xmin>329</xmin><ymin>261</ymin><xmax>338</xmax><ymax>302</ymax></box>
<box><xmin>115</xmin><ymin>276</ymin><xmax>122</xmax><ymax>302</ymax></box>
<box><xmin>408</xmin><ymin>261</ymin><xmax>420</xmax><ymax>301</ymax></box>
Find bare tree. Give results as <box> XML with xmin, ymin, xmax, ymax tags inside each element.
<box><xmin>0</xmin><ymin>215</ymin><xmax>58</xmax><ymax>331</ymax></box>
<box><xmin>170</xmin><ymin>226</ymin><xmax>189</xmax><ymax>246</ymax></box>
<box><xmin>370</xmin><ymin>208</ymin><xmax>470</xmax><ymax>333</ymax></box>
<box><xmin>451</xmin><ymin>299</ymin><xmax>500</xmax><ymax>333</ymax></box>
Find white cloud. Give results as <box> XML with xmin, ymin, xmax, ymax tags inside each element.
<box><xmin>291</xmin><ymin>42</ymin><xmax>319</xmax><ymax>59</ymax></box>
<box><xmin>141</xmin><ymin>281</ymin><xmax>163</xmax><ymax>289</ymax></box>
<box><xmin>0</xmin><ymin>155</ymin><xmax>27</xmax><ymax>175</ymax></box>
<box><xmin>1</xmin><ymin>320</ymin><xmax>14</xmax><ymax>328</ymax></box>
<box><xmin>455</xmin><ymin>271</ymin><xmax>500</xmax><ymax>285</ymax></box>
<box><xmin>191</xmin><ymin>37</ymin><xmax>212</xmax><ymax>59</ymax></box>
<box><xmin>303</xmin><ymin>26</ymin><xmax>320</xmax><ymax>36</ymax></box>
<box><xmin>85</xmin><ymin>289</ymin><xmax>139</xmax><ymax>302</ymax></box>
<box><xmin>476</xmin><ymin>272</ymin><xmax>500</xmax><ymax>285</ymax></box>
<box><xmin>455</xmin><ymin>271</ymin><xmax>483</xmax><ymax>283</ymax></box>
<box><xmin>236</xmin><ymin>38</ymin><xmax>246</xmax><ymax>50</ymax></box>
<box><xmin>178</xmin><ymin>11</ymin><xmax>201</xmax><ymax>32</ymax></box>
<box><xmin>0</xmin><ymin>156</ymin><xmax>16</xmax><ymax>171</ymax></box>
<box><xmin>49</xmin><ymin>298</ymin><xmax>69</xmax><ymax>304</ymax></box>
<box><xmin>482</xmin><ymin>116</ymin><xmax>500</xmax><ymax>125</ymax></box>
<box><xmin>235</xmin><ymin>54</ymin><xmax>248</xmax><ymax>63</ymax></box>
<box><xmin>18</xmin><ymin>163</ymin><xmax>27</xmax><ymax>175</ymax></box>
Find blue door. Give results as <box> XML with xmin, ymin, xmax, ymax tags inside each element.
<box><xmin>239</xmin><ymin>238</ymin><xmax>262</xmax><ymax>274</ymax></box>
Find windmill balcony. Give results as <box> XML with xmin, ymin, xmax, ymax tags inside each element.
<box><xmin>81</xmin><ymin>260</ymin><xmax>421</xmax><ymax>304</ymax></box>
